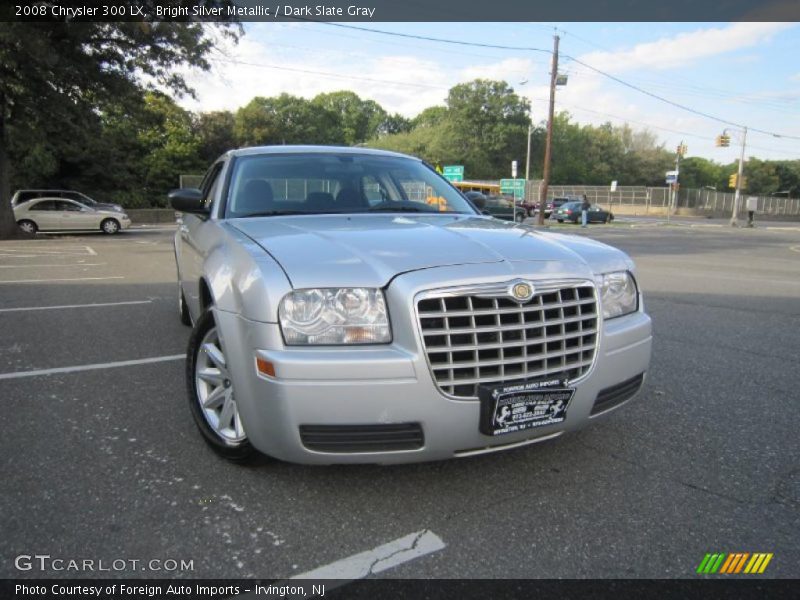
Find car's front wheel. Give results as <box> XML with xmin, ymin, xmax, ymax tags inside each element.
<box><xmin>101</xmin><ymin>218</ymin><xmax>120</xmax><ymax>234</ymax></box>
<box><xmin>187</xmin><ymin>309</ymin><xmax>256</xmax><ymax>462</ymax></box>
<box><xmin>515</xmin><ymin>212</ymin><xmax>525</xmax><ymax>223</ymax></box>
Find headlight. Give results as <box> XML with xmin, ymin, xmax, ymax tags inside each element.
<box><xmin>279</xmin><ymin>288</ymin><xmax>391</xmax><ymax>345</ymax></box>
<box><xmin>598</xmin><ymin>271</ymin><xmax>638</xmax><ymax>319</ymax></box>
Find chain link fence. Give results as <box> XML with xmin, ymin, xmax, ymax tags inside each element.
<box><xmin>512</xmin><ymin>180</ymin><xmax>800</xmax><ymax>217</ymax></box>
<box><xmin>179</xmin><ymin>173</ymin><xmax>800</xmax><ymax>217</ymax></box>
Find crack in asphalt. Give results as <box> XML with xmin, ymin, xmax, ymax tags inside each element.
<box><xmin>366</xmin><ymin>529</ymin><xmax>428</xmax><ymax>576</ymax></box>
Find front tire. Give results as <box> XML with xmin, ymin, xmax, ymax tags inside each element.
<box><xmin>186</xmin><ymin>309</ymin><xmax>256</xmax><ymax>462</ymax></box>
<box><xmin>18</xmin><ymin>220</ymin><xmax>37</xmax><ymax>234</ymax></box>
<box><xmin>515</xmin><ymin>212</ymin><xmax>525</xmax><ymax>223</ymax></box>
<box><xmin>101</xmin><ymin>218</ymin><xmax>120</xmax><ymax>234</ymax></box>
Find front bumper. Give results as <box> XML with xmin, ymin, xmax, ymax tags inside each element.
<box><xmin>216</xmin><ymin>267</ymin><xmax>652</xmax><ymax>465</ymax></box>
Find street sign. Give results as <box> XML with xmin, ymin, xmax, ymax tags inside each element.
<box><xmin>610</xmin><ymin>180</ymin><xmax>618</xmax><ymax>192</ymax></box>
<box><xmin>500</xmin><ymin>178</ymin><xmax>526</xmax><ymax>199</ymax></box>
<box><xmin>442</xmin><ymin>165</ymin><xmax>464</xmax><ymax>182</ymax></box>
<box><xmin>511</xmin><ymin>160</ymin><xmax>518</xmax><ymax>179</ymax></box>
<box><xmin>665</xmin><ymin>170</ymin><xmax>678</xmax><ymax>184</ymax></box>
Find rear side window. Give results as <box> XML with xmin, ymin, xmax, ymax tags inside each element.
<box><xmin>29</xmin><ymin>200</ymin><xmax>57</xmax><ymax>211</ymax></box>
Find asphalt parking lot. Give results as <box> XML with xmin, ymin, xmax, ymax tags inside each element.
<box><xmin>1</xmin><ymin>223</ymin><xmax>798</xmax><ymax>581</ymax></box>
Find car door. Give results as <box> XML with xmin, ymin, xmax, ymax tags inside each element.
<box><xmin>178</xmin><ymin>161</ymin><xmax>225</xmax><ymax>319</ymax></box>
<box><xmin>56</xmin><ymin>200</ymin><xmax>91</xmax><ymax>229</ymax></box>
<box><xmin>26</xmin><ymin>200</ymin><xmax>60</xmax><ymax>230</ymax></box>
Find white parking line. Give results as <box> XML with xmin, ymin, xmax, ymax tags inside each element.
<box><xmin>0</xmin><ymin>245</ymin><xmax>96</xmax><ymax>256</ymax></box>
<box><xmin>291</xmin><ymin>530</ymin><xmax>445</xmax><ymax>580</ymax></box>
<box><xmin>0</xmin><ymin>354</ymin><xmax>185</xmax><ymax>380</ymax></box>
<box><xmin>0</xmin><ymin>263</ymin><xmax>106</xmax><ymax>269</ymax></box>
<box><xmin>0</xmin><ymin>300</ymin><xmax>151</xmax><ymax>313</ymax></box>
<box><xmin>0</xmin><ymin>276</ymin><xmax>124</xmax><ymax>284</ymax></box>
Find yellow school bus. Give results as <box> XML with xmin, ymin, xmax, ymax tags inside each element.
<box><xmin>452</xmin><ymin>181</ymin><xmax>501</xmax><ymax>196</ymax></box>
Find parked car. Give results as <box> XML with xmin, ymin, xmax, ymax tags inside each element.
<box><xmin>171</xmin><ymin>145</ymin><xmax>651</xmax><ymax>464</ymax></box>
<box><xmin>14</xmin><ymin>197</ymin><xmax>131</xmax><ymax>234</ymax></box>
<box><xmin>554</xmin><ymin>201</ymin><xmax>614</xmax><ymax>224</ymax></box>
<box><xmin>464</xmin><ymin>191</ymin><xmax>527</xmax><ymax>222</ymax></box>
<box><xmin>11</xmin><ymin>189</ymin><xmax>124</xmax><ymax>213</ymax></box>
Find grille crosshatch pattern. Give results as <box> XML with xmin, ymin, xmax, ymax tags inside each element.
<box><xmin>417</xmin><ymin>282</ymin><xmax>599</xmax><ymax>399</ymax></box>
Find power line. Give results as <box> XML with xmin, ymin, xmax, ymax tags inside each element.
<box><xmin>210</xmin><ymin>57</ymin><xmax>448</xmax><ymax>91</ymax></box>
<box><xmin>561</xmin><ymin>54</ymin><xmax>800</xmax><ymax>140</ymax></box>
<box><xmin>317</xmin><ymin>21</ymin><xmax>800</xmax><ymax>141</ymax></box>
<box><xmin>320</xmin><ymin>22</ymin><xmax>552</xmax><ymax>54</ymax></box>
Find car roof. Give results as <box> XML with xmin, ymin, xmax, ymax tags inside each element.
<box><xmin>227</xmin><ymin>145</ymin><xmax>418</xmax><ymax>161</ymax></box>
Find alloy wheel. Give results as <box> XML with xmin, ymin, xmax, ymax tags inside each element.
<box><xmin>194</xmin><ymin>326</ymin><xmax>246</xmax><ymax>442</ymax></box>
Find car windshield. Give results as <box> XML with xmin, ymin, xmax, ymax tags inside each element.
<box><xmin>225</xmin><ymin>153</ymin><xmax>477</xmax><ymax>218</ymax></box>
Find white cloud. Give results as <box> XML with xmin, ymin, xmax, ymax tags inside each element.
<box><xmin>577</xmin><ymin>22</ymin><xmax>793</xmax><ymax>73</ymax></box>
<box><xmin>458</xmin><ymin>57</ymin><xmax>535</xmax><ymax>85</ymax></box>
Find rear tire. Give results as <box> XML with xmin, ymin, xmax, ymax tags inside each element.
<box><xmin>556</xmin><ymin>219</ymin><xmax>563</xmax><ymax>223</ymax></box>
<box><xmin>187</xmin><ymin>309</ymin><xmax>257</xmax><ymax>463</ymax></box>
<box><xmin>515</xmin><ymin>212</ymin><xmax>525</xmax><ymax>223</ymax></box>
<box><xmin>101</xmin><ymin>218</ymin><xmax>120</xmax><ymax>234</ymax></box>
<box><xmin>17</xmin><ymin>220</ymin><xmax>37</xmax><ymax>234</ymax></box>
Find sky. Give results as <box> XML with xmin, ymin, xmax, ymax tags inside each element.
<box><xmin>178</xmin><ymin>21</ymin><xmax>800</xmax><ymax>163</ymax></box>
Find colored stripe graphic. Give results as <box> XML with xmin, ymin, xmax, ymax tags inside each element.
<box><xmin>720</xmin><ymin>553</ymin><xmax>736</xmax><ymax>574</ymax></box>
<box><xmin>758</xmin><ymin>553</ymin><xmax>773</xmax><ymax>573</ymax></box>
<box><xmin>698</xmin><ymin>552</ymin><xmax>773</xmax><ymax>575</ymax></box>
<box><xmin>734</xmin><ymin>553</ymin><xmax>749</xmax><ymax>573</ymax></box>
<box><xmin>696</xmin><ymin>554</ymin><xmax>712</xmax><ymax>574</ymax></box>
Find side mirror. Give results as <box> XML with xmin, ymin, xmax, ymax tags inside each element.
<box><xmin>169</xmin><ymin>188</ymin><xmax>207</xmax><ymax>215</ymax></box>
<box><xmin>481</xmin><ymin>210</ymin><xmax>492</xmax><ymax>216</ymax></box>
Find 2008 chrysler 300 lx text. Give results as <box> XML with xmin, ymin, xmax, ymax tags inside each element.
<box><xmin>171</xmin><ymin>146</ymin><xmax>652</xmax><ymax>464</ymax></box>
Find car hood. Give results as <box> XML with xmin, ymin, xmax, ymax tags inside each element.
<box><xmin>229</xmin><ymin>214</ymin><xmax>631</xmax><ymax>288</ymax></box>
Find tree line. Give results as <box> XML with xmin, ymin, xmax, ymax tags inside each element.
<box><xmin>10</xmin><ymin>79</ymin><xmax>799</xmax><ymax>211</ymax></box>
<box><xmin>2</xmin><ymin>21</ymin><xmax>798</xmax><ymax>239</ymax></box>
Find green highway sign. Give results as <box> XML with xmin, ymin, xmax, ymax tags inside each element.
<box><xmin>500</xmin><ymin>178</ymin><xmax>526</xmax><ymax>199</ymax></box>
<box><xmin>443</xmin><ymin>165</ymin><xmax>464</xmax><ymax>182</ymax></box>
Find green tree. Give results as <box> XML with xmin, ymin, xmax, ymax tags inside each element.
<box><xmin>197</xmin><ymin>110</ymin><xmax>236</xmax><ymax>163</ymax></box>
<box><xmin>137</xmin><ymin>93</ymin><xmax>205</xmax><ymax>204</ymax></box>
<box><xmin>672</xmin><ymin>157</ymin><xmax>723</xmax><ymax>190</ymax></box>
<box><xmin>445</xmin><ymin>80</ymin><xmax>530</xmax><ymax>178</ymax></box>
<box><xmin>234</xmin><ymin>94</ymin><xmax>341</xmax><ymax>147</ymax></box>
<box><xmin>0</xmin><ymin>15</ymin><xmax>238</xmax><ymax>237</ymax></box>
<box><xmin>312</xmin><ymin>91</ymin><xmax>388</xmax><ymax>145</ymax></box>
<box><xmin>743</xmin><ymin>157</ymin><xmax>780</xmax><ymax>195</ymax></box>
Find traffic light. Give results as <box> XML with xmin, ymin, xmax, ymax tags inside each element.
<box><xmin>729</xmin><ymin>174</ymin><xmax>737</xmax><ymax>188</ymax></box>
<box><xmin>676</xmin><ymin>143</ymin><xmax>688</xmax><ymax>156</ymax></box>
<box><xmin>716</xmin><ymin>134</ymin><xmax>731</xmax><ymax>147</ymax></box>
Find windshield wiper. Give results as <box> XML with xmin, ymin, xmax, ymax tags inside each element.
<box><xmin>367</xmin><ymin>205</ymin><xmax>433</xmax><ymax>213</ymax></box>
<box><xmin>239</xmin><ymin>210</ymin><xmax>308</xmax><ymax>217</ymax></box>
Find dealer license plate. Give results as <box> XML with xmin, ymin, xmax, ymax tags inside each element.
<box><xmin>479</xmin><ymin>380</ymin><xmax>575</xmax><ymax>436</ymax></box>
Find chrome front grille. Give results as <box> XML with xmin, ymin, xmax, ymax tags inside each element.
<box><xmin>416</xmin><ymin>281</ymin><xmax>598</xmax><ymax>399</ymax></box>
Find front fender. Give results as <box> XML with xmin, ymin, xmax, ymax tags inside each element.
<box><xmin>203</xmin><ymin>226</ymin><xmax>292</xmax><ymax>323</ymax></box>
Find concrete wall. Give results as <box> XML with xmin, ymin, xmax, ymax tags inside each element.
<box><xmin>127</xmin><ymin>209</ymin><xmax>178</xmax><ymax>224</ymax></box>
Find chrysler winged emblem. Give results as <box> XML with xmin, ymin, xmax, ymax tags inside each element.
<box><xmin>509</xmin><ymin>280</ymin><xmax>535</xmax><ymax>303</ymax></box>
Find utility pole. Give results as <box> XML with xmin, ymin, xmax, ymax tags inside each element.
<box><xmin>525</xmin><ymin>123</ymin><xmax>532</xmax><ymax>181</ymax></box>
<box><xmin>538</xmin><ymin>33</ymin><xmax>559</xmax><ymax>227</ymax></box>
<box><xmin>730</xmin><ymin>126</ymin><xmax>747</xmax><ymax>227</ymax></box>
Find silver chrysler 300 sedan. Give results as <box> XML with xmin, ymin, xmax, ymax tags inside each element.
<box><xmin>171</xmin><ymin>146</ymin><xmax>652</xmax><ymax>464</ymax></box>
